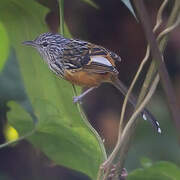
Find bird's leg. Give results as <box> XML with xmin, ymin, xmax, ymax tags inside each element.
<box><xmin>73</xmin><ymin>87</ymin><xmax>96</xmax><ymax>103</ymax></box>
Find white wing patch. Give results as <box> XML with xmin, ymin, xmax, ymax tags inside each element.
<box><xmin>91</xmin><ymin>56</ymin><xmax>112</xmax><ymax>67</ymax></box>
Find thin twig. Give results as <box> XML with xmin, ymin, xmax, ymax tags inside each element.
<box><xmin>154</xmin><ymin>0</ymin><xmax>169</xmax><ymax>31</ymax></box>
<box><xmin>113</xmin><ymin>0</ymin><xmax>180</xmax><ymax>178</ymax></box>
<box><xmin>119</xmin><ymin>0</ymin><xmax>168</xmax><ymax>133</ymax></box>
<box><xmin>134</xmin><ymin>0</ymin><xmax>180</xmax><ymax>130</ymax></box>
<box><xmin>137</xmin><ymin>0</ymin><xmax>180</xmax><ymax>106</ymax></box>
<box><xmin>71</xmin><ymin>85</ymin><xmax>107</xmax><ymax>180</ymax></box>
<box><xmin>138</xmin><ymin>10</ymin><xmax>180</xmax><ymax>117</ymax></box>
<box><xmin>58</xmin><ymin>1</ymin><xmax>107</xmax><ymax>178</ymax></box>
<box><xmin>0</xmin><ymin>127</ymin><xmax>36</xmax><ymax>148</ymax></box>
<box><xmin>59</xmin><ymin>0</ymin><xmax>64</xmax><ymax>35</ymax></box>
<box><xmin>112</xmin><ymin>4</ymin><xmax>180</xmax><ymax>175</ymax></box>
<box><xmin>113</xmin><ymin>75</ymin><xmax>160</xmax><ymax>180</ymax></box>
<box><xmin>112</xmin><ymin>0</ymin><xmax>180</xmax><ymax>178</ymax></box>
<box><xmin>72</xmin><ymin>86</ymin><xmax>107</xmax><ymax>161</ymax></box>
<box><xmin>101</xmin><ymin>1</ymin><xmax>168</xmax><ymax>178</ymax></box>
<box><xmin>101</xmin><ymin>0</ymin><xmax>180</xmax><ymax>179</ymax></box>
<box><xmin>158</xmin><ymin>15</ymin><xmax>180</xmax><ymax>42</ymax></box>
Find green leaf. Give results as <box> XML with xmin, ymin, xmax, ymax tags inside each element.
<box><xmin>121</xmin><ymin>0</ymin><xmax>137</xmax><ymax>20</ymax></box>
<box><xmin>8</xmin><ymin>101</ymin><xmax>103</xmax><ymax>179</ymax></box>
<box><xmin>0</xmin><ymin>0</ymin><xmax>106</xmax><ymax>179</ymax></box>
<box><xmin>80</xmin><ymin>0</ymin><xmax>99</xmax><ymax>9</ymax></box>
<box><xmin>128</xmin><ymin>161</ymin><xmax>180</xmax><ymax>180</ymax></box>
<box><xmin>140</xmin><ymin>157</ymin><xmax>153</xmax><ymax>168</ymax></box>
<box><xmin>0</xmin><ymin>49</ymin><xmax>35</xmax><ymax>120</ymax></box>
<box><xmin>64</xmin><ymin>23</ymin><xmax>72</xmax><ymax>38</ymax></box>
<box><xmin>0</xmin><ymin>22</ymin><xmax>9</xmax><ymax>71</ymax></box>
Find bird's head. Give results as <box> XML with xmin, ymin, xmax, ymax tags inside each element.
<box><xmin>23</xmin><ymin>32</ymin><xmax>68</xmax><ymax>63</ymax></box>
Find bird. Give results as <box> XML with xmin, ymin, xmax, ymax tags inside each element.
<box><xmin>23</xmin><ymin>32</ymin><xmax>161</xmax><ymax>133</ymax></box>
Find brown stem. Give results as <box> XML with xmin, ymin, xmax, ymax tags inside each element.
<box><xmin>133</xmin><ymin>0</ymin><xmax>180</xmax><ymax>131</ymax></box>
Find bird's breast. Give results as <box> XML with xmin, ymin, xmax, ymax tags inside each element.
<box><xmin>64</xmin><ymin>69</ymin><xmax>112</xmax><ymax>87</ymax></box>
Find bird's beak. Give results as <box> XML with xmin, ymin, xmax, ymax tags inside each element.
<box><xmin>22</xmin><ymin>40</ymin><xmax>37</xmax><ymax>48</ymax></box>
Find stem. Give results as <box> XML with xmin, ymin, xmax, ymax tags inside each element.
<box><xmin>59</xmin><ymin>0</ymin><xmax>64</xmax><ymax>35</ymax></box>
<box><xmin>101</xmin><ymin>0</ymin><xmax>168</xmax><ymax>178</ymax></box>
<box><xmin>137</xmin><ymin>0</ymin><xmax>180</xmax><ymax>106</ymax></box>
<box><xmin>113</xmin><ymin>0</ymin><xmax>180</xmax><ymax>178</ymax></box>
<box><xmin>71</xmin><ymin>85</ymin><xmax>107</xmax><ymax>180</ymax></box>
<box><xmin>113</xmin><ymin>75</ymin><xmax>160</xmax><ymax>179</ymax></box>
<box><xmin>58</xmin><ymin>1</ymin><xmax>107</xmax><ymax>178</ymax></box>
<box><xmin>101</xmin><ymin>0</ymin><xmax>180</xmax><ymax>179</ymax></box>
<box><xmin>134</xmin><ymin>0</ymin><xmax>180</xmax><ymax>131</ymax></box>
<box><xmin>118</xmin><ymin>0</ymin><xmax>168</xmax><ymax>134</ymax></box>
<box><xmin>0</xmin><ymin>126</ymin><xmax>36</xmax><ymax>148</ymax></box>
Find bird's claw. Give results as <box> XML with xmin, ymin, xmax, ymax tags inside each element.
<box><xmin>73</xmin><ymin>96</ymin><xmax>82</xmax><ymax>104</ymax></box>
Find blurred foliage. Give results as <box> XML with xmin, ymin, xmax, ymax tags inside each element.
<box><xmin>140</xmin><ymin>157</ymin><xmax>153</xmax><ymax>168</ymax></box>
<box><xmin>128</xmin><ymin>161</ymin><xmax>180</xmax><ymax>180</ymax></box>
<box><xmin>0</xmin><ymin>22</ymin><xmax>9</xmax><ymax>71</ymax></box>
<box><xmin>0</xmin><ymin>173</ymin><xmax>12</xmax><ymax>180</ymax></box>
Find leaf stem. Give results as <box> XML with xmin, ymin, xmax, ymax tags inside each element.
<box><xmin>72</xmin><ymin>85</ymin><xmax>107</xmax><ymax>180</ymax></box>
<box><xmin>58</xmin><ymin>1</ymin><xmax>107</xmax><ymax>178</ymax></box>
<box><xmin>59</xmin><ymin>0</ymin><xmax>64</xmax><ymax>36</ymax></box>
<box><xmin>113</xmin><ymin>75</ymin><xmax>160</xmax><ymax>180</ymax></box>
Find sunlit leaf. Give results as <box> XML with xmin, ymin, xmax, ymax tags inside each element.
<box><xmin>3</xmin><ymin>123</ymin><xmax>19</xmax><ymax>142</ymax></box>
<box><xmin>140</xmin><ymin>157</ymin><xmax>153</xmax><ymax>168</ymax></box>
<box><xmin>128</xmin><ymin>161</ymin><xmax>180</xmax><ymax>180</ymax></box>
<box><xmin>0</xmin><ymin>22</ymin><xmax>9</xmax><ymax>71</ymax></box>
<box><xmin>64</xmin><ymin>23</ymin><xmax>72</xmax><ymax>38</ymax></box>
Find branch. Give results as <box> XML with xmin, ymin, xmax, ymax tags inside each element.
<box><xmin>71</xmin><ymin>86</ymin><xmax>107</xmax><ymax>180</ymax></box>
<box><xmin>101</xmin><ymin>0</ymin><xmax>168</xmax><ymax>177</ymax></box>
<box><xmin>99</xmin><ymin>0</ymin><xmax>180</xmax><ymax>179</ymax></box>
<box><xmin>113</xmin><ymin>75</ymin><xmax>160</xmax><ymax>180</ymax></box>
<box><xmin>112</xmin><ymin>8</ymin><xmax>180</xmax><ymax>179</ymax></box>
<box><xmin>137</xmin><ymin>0</ymin><xmax>180</xmax><ymax>105</ymax></box>
<box><xmin>118</xmin><ymin>0</ymin><xmax>168</xmax><ymax>135</ymax></box>
<box><xmin>134</xmin><ymin>0</ymin><xmax>180</xmax><ymax>130</ymax></box>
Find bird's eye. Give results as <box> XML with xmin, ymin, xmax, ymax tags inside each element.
<box><xmin>42</xmin><ymin>42</ymin><xmax>48</xmax><ymax>47</ymax></box>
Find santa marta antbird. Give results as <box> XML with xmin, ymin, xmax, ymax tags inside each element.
<box><xmin>23</xmin><ymin>32</ymin><xmax>161</xmax><ymax>133</ymax></box>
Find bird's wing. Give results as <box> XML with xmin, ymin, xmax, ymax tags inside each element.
<box><xmin>61</xmin><ymin>39</ymin><xmax>121</xmax><ymax>74</ymax></box>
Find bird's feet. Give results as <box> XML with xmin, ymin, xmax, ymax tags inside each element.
<box><xmin>108</xmin><ymin>167</ymin><xmax>128</xmax><ymax>180</ymax></box>
<box><xmin>73</xmin><ymin>96</ymin><xmax>82</xmax><ymax>104</ymax></box>
<box><xmin>101</xmin><ymin>164</ymin><xmax>128</xmax><ymax>180</ymax></box>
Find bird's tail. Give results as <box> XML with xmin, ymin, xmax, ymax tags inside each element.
<box><xmin>111</xmin><ymin>77</ymin><xmax>161</xmax><ymax>133</ymax></box>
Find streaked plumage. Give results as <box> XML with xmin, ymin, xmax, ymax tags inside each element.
<box><xmin>23</xmin><ymin>32</ymin><xmax>161</xmax><ymax>133</ymax></box>
<box><xmin>27</xmin><ymin>33</ymin><xmax>120</xmax><ymax>78</ymax></box>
